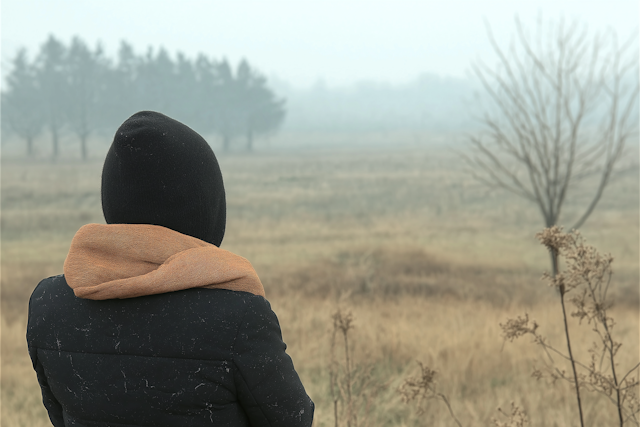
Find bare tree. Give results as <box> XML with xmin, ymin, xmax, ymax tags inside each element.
<box><xmin>464</xmin><ymin>17</ymin><xmax>639</xmax><ymax>275</ymax></box>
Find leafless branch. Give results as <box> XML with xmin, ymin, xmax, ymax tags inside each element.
<box><xmin>466</xmin><ymin>16</ymin><xmax>638</xmax><ymax>232</ymax></box>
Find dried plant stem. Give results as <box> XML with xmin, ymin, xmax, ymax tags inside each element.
<box><xmin>343</xmin><ymin>331</ymin><xmax>354</xmax><ymax>427</ymax></box>
<box><xmin>620</xmin><ymin>363</ymin><xmax>640</xmax><ymax>384</ymax></box>
<box><xmin>502</xmin><ymin>228</ymin><xmax>640</xmax><ymax>424</ymax></box>
<box><xmin>603</xmin><ymin>319</ymin><xmax>624</xmax><ymax>426</ymax></box>
<box><xmin>549</xmin><ymin>244</ymin><xmax>585</xmax><ymax>427</ymax></box>
<box><xmin>438</xmin><ymin>392</ymin><xmax>464</xmax><ymax>427</ymax></box>
<box><xmin>331</xmin><ymin>307</ymin><xmax>368</xmax><ymax>427</ymax></box>
<box><xmin>330</xmin><ymin>321</ymin><xmax>340</xmax><ymax>427</ymax></box>
<box><xmin>398</xmin><ymin>362</ymin><xmax>466</xmax><ymax>427</ymax></box>
<box><xmin>559</xmin><ymin>282</ymin><xmax>585</xmax><ymax>427</ymax></box>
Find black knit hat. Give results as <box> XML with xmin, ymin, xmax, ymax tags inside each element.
<box><xmin>101</xmin><ymin>111</ymin><xmax>226</xmax><ymax>246</ymax></box>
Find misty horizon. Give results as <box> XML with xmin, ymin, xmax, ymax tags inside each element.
<box><xmin>2</xmin><ymin>0</ymin><xmax>637</xmax><ymax>88</ymax></box>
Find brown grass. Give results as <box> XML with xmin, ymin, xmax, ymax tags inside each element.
<box><xmin>2</xmin><ymin>137</ymin><xmax>638</xmax><ymax>426</ymax></box>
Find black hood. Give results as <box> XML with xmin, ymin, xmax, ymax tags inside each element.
<box><xmin>101</xmin><ymin>111</ymin><xmax>226</xmax><ymax>246</ymax></box>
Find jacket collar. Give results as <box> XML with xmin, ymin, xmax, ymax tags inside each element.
<box><xmin>64</xmin><ymin>223</ymin><xmax>265</xmax><ymax>300</ymax></box>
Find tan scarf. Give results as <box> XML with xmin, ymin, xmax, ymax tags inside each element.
<box><xmin>64</xmin><ymin>223</ymin><xmax>265</xmax><ymax>300</ymax></box>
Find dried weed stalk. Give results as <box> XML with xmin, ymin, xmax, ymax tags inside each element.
<box><xmin>329</xmin><ymin>306</ymin><xmax>385</xmax><ymax>427</ymax></box>
<box><xmin>491</xmin><ymin>402</ymin><xmax>530</xmax><ymax>427</ymax></box>
<box><xmin>397</xmin><ymin>361</ymin><xmax>464</xmax><ymax>427</ymax></box>
<box><xmin>501</xmin><ymin>226</ymin><xmax>640</xmax><ymax>426</ymax></box>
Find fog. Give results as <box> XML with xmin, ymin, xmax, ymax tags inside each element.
<box><xmin>1</xmin><ymin>1</ymin><xmax>637</xmax><ymax>152</ymax></box>
<box><xmin>2</xmin><ymin>3</ymin><xmax>639</xmax><ymax>425</ymax></box>
<box><xmin>2</xmin><ymin>0</ymin><xmax>637</xmax><ymax>87</ymax></box>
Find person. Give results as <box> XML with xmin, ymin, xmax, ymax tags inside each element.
<box><xmin>26</xmin><ymin>111</ymin><xmax>314</xmax><ymax>427</ymax></box>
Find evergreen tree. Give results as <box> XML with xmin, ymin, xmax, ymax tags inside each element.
<box><xmin>236</xmin><ymin>59</ymin><xmax>285</xmax><ymax>151</ymax></box>
<box><xmin>2</xmin><ymin>49</ymin><xmax>44</xmax><ymax>157</ymax></box>
<box><xmin>213</xmin><ymin>59</ymin><xmax>286</xmax><ymax>151</ymax></box>
<box><xmin>2</xmin><ymin>36</ymin><xmax>287</xmax><ymax>158</ymax></box>
<box><xmin>36</xmin><ymin>35</ymin><xmax>68</xmax><ymax>160</ymax></box>
<box><xmin>106</xmin><ymin>41</ymin><xmax>141</xmax><ymax>124</ymax></box>
<box><xmin>193</xmin><ymin>54</ymin><xmax>219</xmax><ymax>133</ymax></box>
<box><xmin>137</xmin><ymin>47</ymin><xmax>175</xmax><ymax>112</ymax></box>
<box><xmin>171</xmin><ymin>52</ymin><xmax>199</xmax><ymax>124</ymax></box>
<box><xmin>214</xmin><ymin>59</ymin><xmax>243</xmax><ymax>151</ymax></box>
<box><xmin>66</xmin><ymin>37</ymin><xmax>109</xmax><ymax>160</ymax></box>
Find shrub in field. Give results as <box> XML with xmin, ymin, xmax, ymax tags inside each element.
<box><xmin>397</xmin><ymin>361</ymin><xmax>465</xmax><ymax>427</ymax></box>
<box><xmin>398</xmin><ymin>362</ymin><xmax>531</xmax><ymax>427</ymax></box>
<box><xmin>329</xmin><ymin>306</ymin><xmax>387</xmax><ymax>427</ymax></box>
<box><xmin>501</xmin><ymin>227</ymin><xmax>640</xmax><ymax>426</ymax></box>
<box><xmin>491</xmin><ymin>403</ymin><xmax>530</xmax><ymax>427</ymax></box>
<box><xmin>398</xmin><ymin>227</ymin><xmax>638</xmax><ymax>426</ymax></box>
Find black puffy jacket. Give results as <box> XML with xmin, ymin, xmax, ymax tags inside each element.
<box><xmin>27</xmin><ymin>275</ymin><xmax>314</xmax><ymax>427</ymax></box>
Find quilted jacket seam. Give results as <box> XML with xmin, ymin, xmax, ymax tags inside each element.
<box><xmin>231</xmin><ymin>297</ymin><xmax>273</xmax><ymax>427</ymax></box>
<box><xmin>35</xmin><ymin>346</ymin><xmax>230</xmax><ymax>363</ymax></box>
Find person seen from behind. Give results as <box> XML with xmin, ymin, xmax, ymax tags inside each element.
<box><xmin>27</xmin><ymin>111</ymin><xmax>315</xmax><ymax>426</ymax></box>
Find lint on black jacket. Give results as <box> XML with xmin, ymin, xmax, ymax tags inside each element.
<box><xmin>26</xmin><ymin>111</ymin><xmax>315</xmax><ymax>427</ymax></box>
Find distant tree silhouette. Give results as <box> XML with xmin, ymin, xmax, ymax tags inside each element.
<box><xmin>107</xmin><ymin>41</ymin><xmax>141</xmax><ymax>122</ymax></box>
<box><xmin>2</xmin><ymin>36</ymin><xmax>287</xmax><ymax>158</ymax></box>
<box><xmin>214</xmin><ymin>59</ymin><xmax>286</xmax><ymax>151</ymax></box>
<box><xmin>192</xmin><ymin>54</ymin><xmax>219</xmax><ymax>134</ymax></box>
<box><xmin>236</xmin><ymin>60</ymin><xmax>286</xmax><ymax>151</ymax></box>
<box><xmin>66</xmin><ymin>37</ymin><xmax>109</xmax><ymax>160</ymax></box>
<box><xmin>214</xmin><ymin>59</ymin><xmax>243</xmax><ymax>151</ymax></box>
<box><xmin>3</xmin><ymin>49</ymin><xmax>44</xmax><ymax>157</ymax></box>
<box><xmin>37</xmin><ymin>35</ymin><xmax>68</xmax><ymax>160</ymax></box>
<box><xmin>137</xmin><ymin>47</ymin><xmax>175</xmax><ymax>113</ymax></box>
<box><xmin>170</xmin><ymin>52</ymin><xmax>199</xmax><ymax>122</ymax></box>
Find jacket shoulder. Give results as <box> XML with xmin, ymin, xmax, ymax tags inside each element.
<box><xmin>28</xmin><ymin>278</ymin><xmax>272</xmax><ymax>360</ymax></box>
<box><xmin>28</xmin><ymin>274</ymin><xmax>75</xmax><ymax>320</ymax></box>
<box><xmin>30</xmin><ymin>274</ymin><xmax>72</xmax><ymax>301</ymax></box>
<box><xmin>27</xmin><ymin>275</ymin><xmax>73</xmax><ymax>345</ymax></box>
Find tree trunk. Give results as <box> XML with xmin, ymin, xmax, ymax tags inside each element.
<box><xmin>80</xmin><ymin>134</ymin><xmax>88</xmax><ymax>161</ymax></box>
<box><xmin>51</xmin><ymin>126</ymin><xmax>59</xmax><ymax>161</ymax></box>
<box><xmin>27</xmin><ymin>136</ymin><xmax>34</xmax><ymax>158</ymax></box>
<box><xmin>246</xmin><ymin>131</ymin><xmax>253</xmax><ymax>152</ymax></box>
<box><xmin>549</xmin><ymin>248</ymin><xmax>559</xmax><ymax>278</ymax></box>
<box><xmin>546</xmin><ymin>216</ymin><xmax>559</xmax><ymax>277</ymax></box>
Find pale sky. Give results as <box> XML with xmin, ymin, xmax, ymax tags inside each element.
<box><xmin>1</xmin><ymin>0</ymin><xmax>638</xmax><ymax>88</ymax></box>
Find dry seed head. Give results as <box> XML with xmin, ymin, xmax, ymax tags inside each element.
<box><xmin>332</xmin><ymin>308</ymin><xmax>355</xmax><ymax>334</ymax></box>
<box><xmin>492</xmin><ymin>402</ymin><xmax>530</xmax><ymax>427</ymax></box>
<box><xmin>499</xmin><ymin>313</ymin><xmax>538</xmax><ymax>342</ymax></box>
<box><xmin>531</xmin><ymin>368</ymin><xmax>543</xmax><ymax>381</ymax></box>
<box><xmin>536</xmin><ymin>226</ymin><xmax>574</xmax><ymax>252</ymax></box>
<box><xmin>541</xmin><ymin>271</ymin><xmax>568</xmax><ymax>289</ymax></box>
<box><xmin>397</xmin><ymin>361</ymin><xmax>439</xmax><ymax>405</ymax></box>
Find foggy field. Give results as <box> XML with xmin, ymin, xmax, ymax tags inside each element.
<box><xmin>2</xmin><ymin>137</ymin><xmax>638</xmax><ymax>426</ymax></box>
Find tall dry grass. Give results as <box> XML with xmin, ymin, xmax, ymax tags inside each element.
<box><xmin>2</xmin><ymin>141</ymin><xmax>638</xmax><ymax>426</ymax></box>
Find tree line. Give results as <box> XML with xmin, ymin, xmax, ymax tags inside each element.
<box><xmin>1</xmin><ymin>35</ymin><xmax>286</xmax><ymax>159</ymax></box>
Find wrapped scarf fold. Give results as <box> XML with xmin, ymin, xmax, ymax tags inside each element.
<box><xmin>64</xmin><ymin>223</ymin><xmax>265</xmax><ymax>300</ymax></box>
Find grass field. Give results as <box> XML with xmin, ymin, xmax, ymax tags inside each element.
<box><xmin>2</xmin><ymin>134</ymin><xmax>638</xmax><ymax>426</ymax></box>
